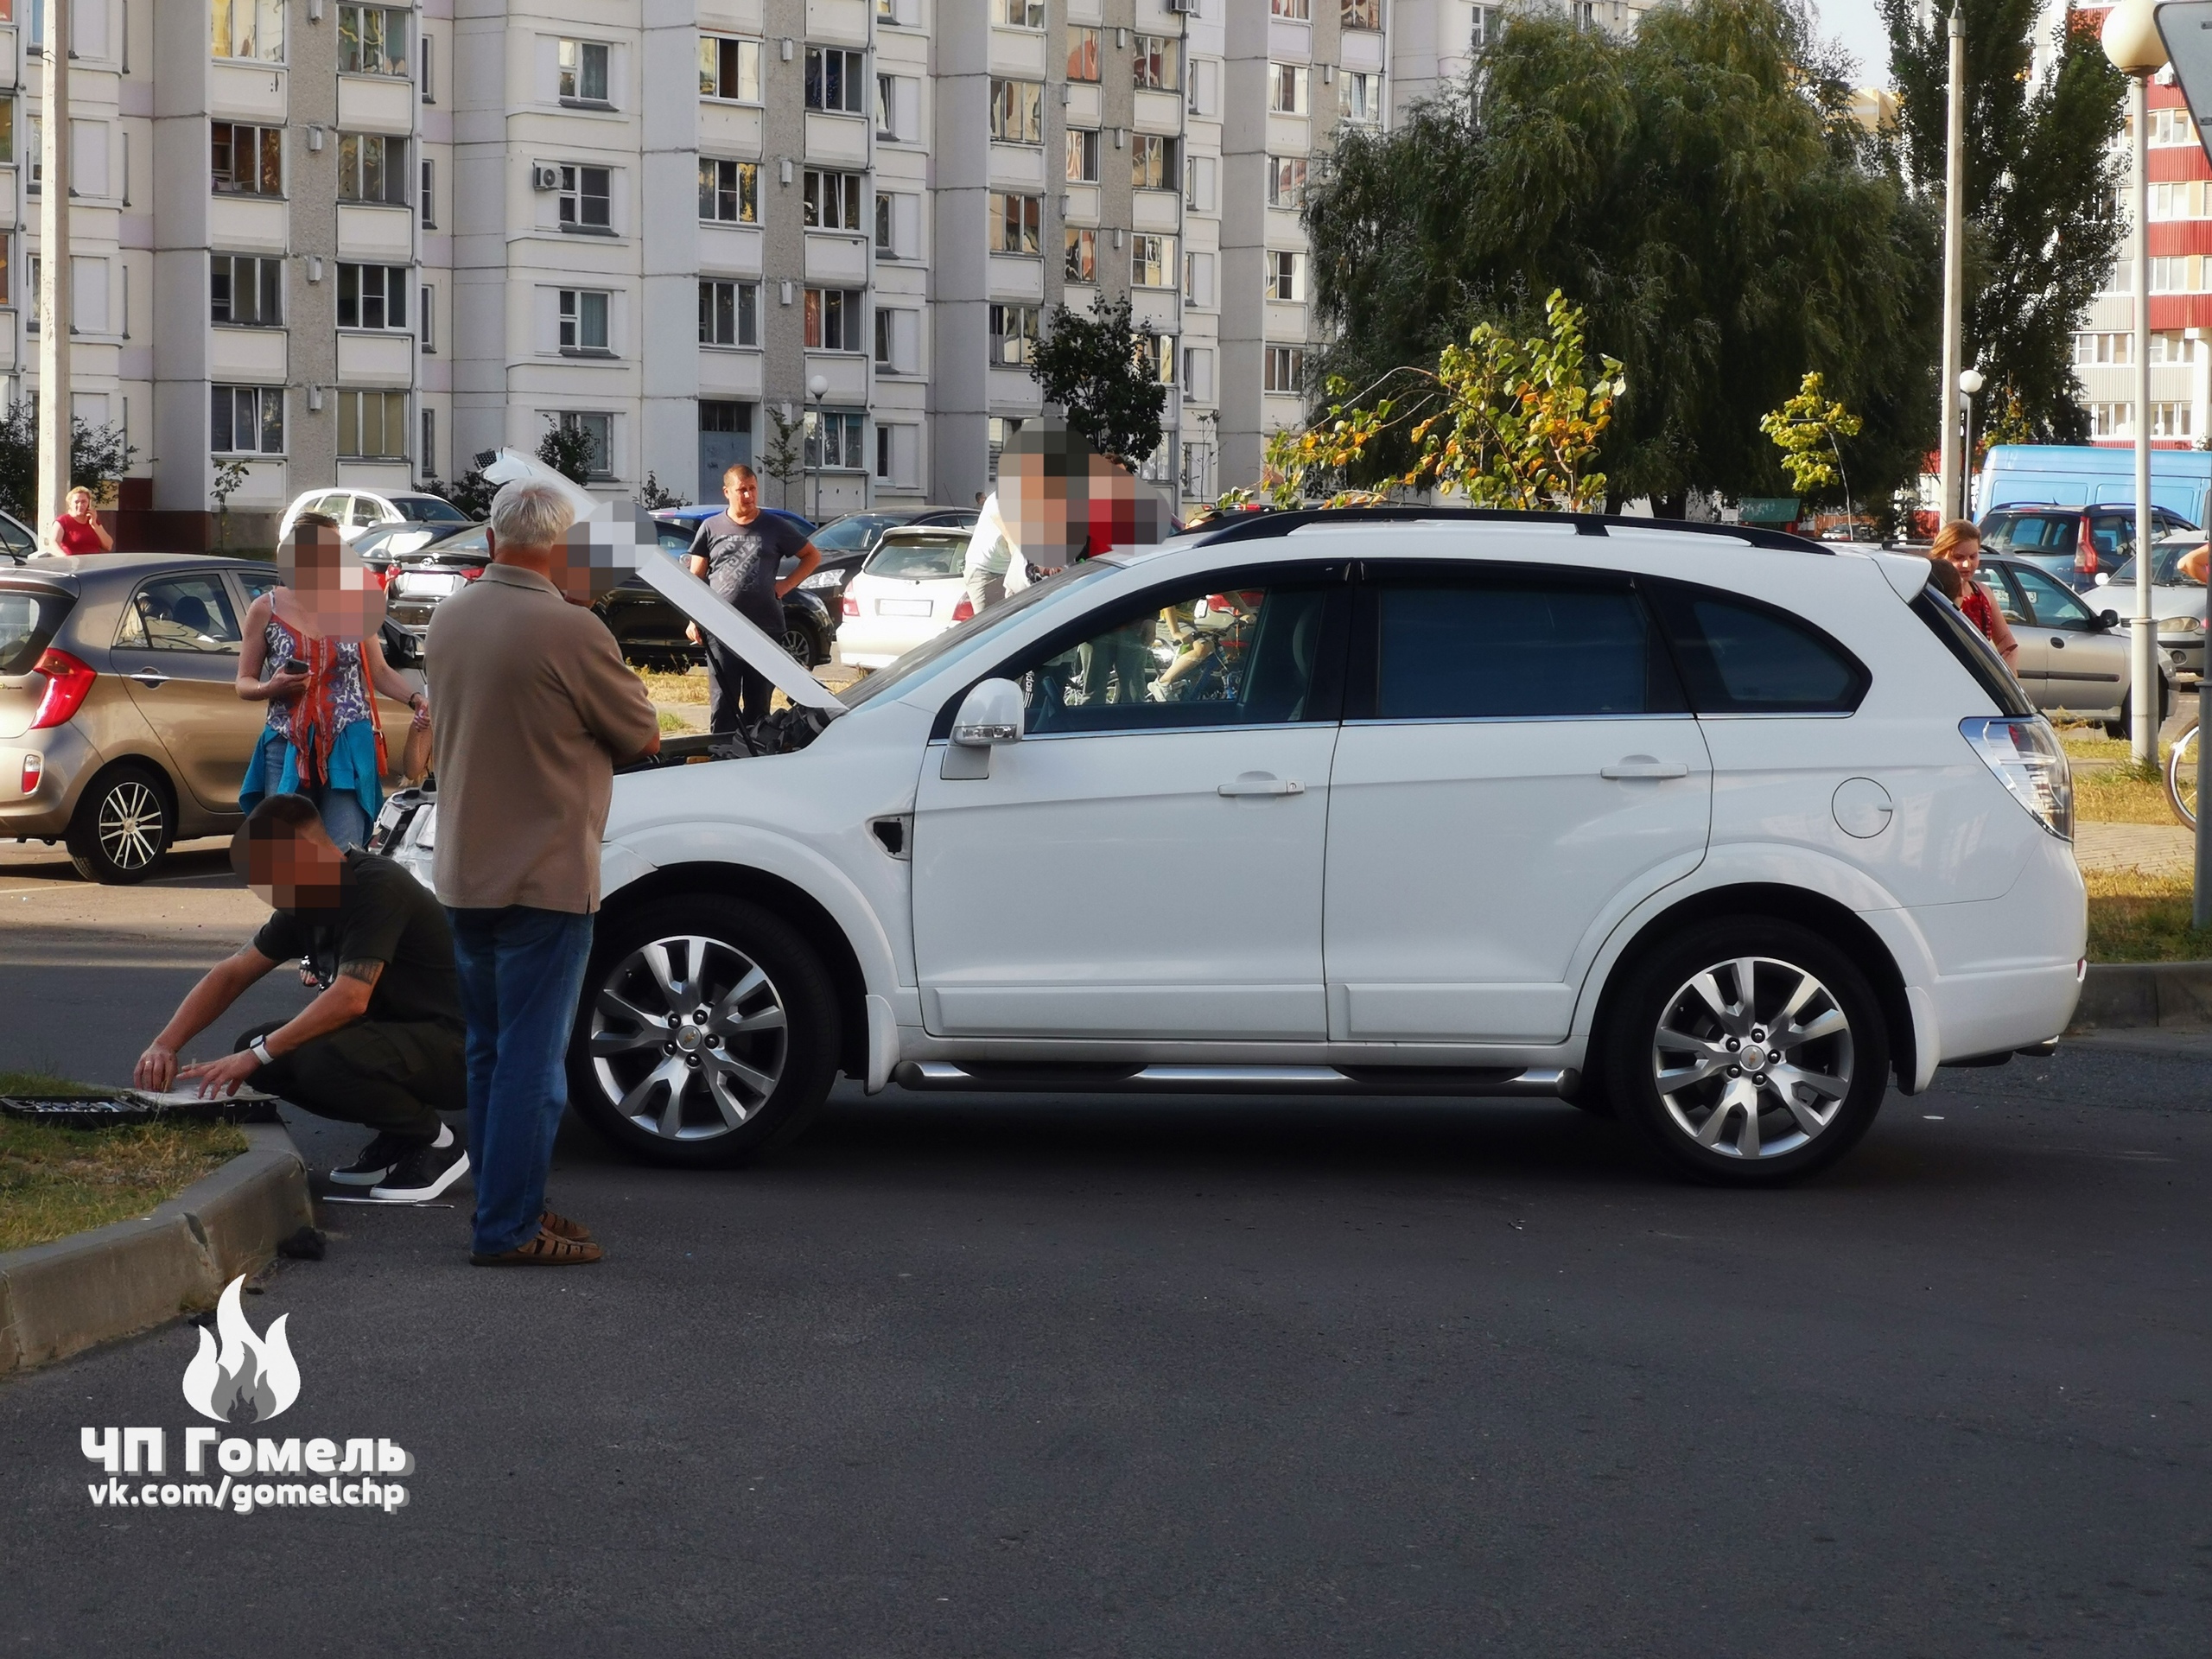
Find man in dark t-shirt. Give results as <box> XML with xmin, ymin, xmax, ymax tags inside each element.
<box><xmin>133</xmin><ymin>794</ymin><xmax>470</xmax><ymax>1204</ymax></box>
<box><xmin>685</xmin><ymin>461</ymin><xmax>821</xmax><ymax>732</ymax></box>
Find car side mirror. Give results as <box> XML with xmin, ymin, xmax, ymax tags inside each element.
<box><xmin>940</xmin><ymin>678</ymin><xmax>1024</xmax><ymax>779</ymax></box>
<box><xmin>2099</xmin><ymin>609</ymin><xmax>2121</xmax><ymax>631</ymax></box>
<box><xmin>379</xmin><ymin>616</ymin><xmax>423</xmax><ymax>669</ymax></box>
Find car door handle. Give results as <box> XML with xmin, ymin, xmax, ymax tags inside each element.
<box><xmin>1600</xmin><ymin>755</ymin><xmax>1689</xmax><ymax>780</ymax></box>
<box><xmin>128</xmin><ymin>669</ymin><xmax>171</xmax><ymax>688</ymax></box>
<box><xmin>1218</xmin><ymin>773</ymin><xmax>1305</xmax><ymax>798</ymax></box>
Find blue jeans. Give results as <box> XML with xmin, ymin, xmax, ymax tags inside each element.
<box><xmin>245</xmin><ymin>730</ymin><xmax>372</xmax><ymax>849</ymax></box>
<box><xmin>446</xmin><ymin>906</ymin><xmax>596</xmax><ymax>1256</ymax></box>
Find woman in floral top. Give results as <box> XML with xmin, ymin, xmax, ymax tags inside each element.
<box><xmin>234</xmin><ymin>513</ymin><xmax>427</xmax><ymax>848</ymax></box>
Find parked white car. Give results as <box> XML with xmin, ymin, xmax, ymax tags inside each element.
<box><xmin>378</xmin><ymin>508</ymin><xmax>2087</xmax><ymax>1187</ymax></box>
<box><xmin>835</xmin><ymin>527</ymin><xmax>974</xmax><ymax>669</ymax></box>
<box><xmin>277</xmin><ymin>487</ymin><xmax>468</xmax><ymax>546</ymax></box>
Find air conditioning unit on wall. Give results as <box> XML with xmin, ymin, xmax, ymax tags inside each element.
<box><xmin>531</xmin><ymin>163</ymin><xmax>561</xmax><ymax>191</ymax></box>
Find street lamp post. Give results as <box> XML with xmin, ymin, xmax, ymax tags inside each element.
<box><xmin>1937</xmin><ymin>4</ymin><xmax>1967</xmax><ymax>525</ymax></box>
<box><xmin>2106</xmin><ymin>0</ymin><xmax>2168</xmax><ymax>769</ymax></box>
<box><xmin>1958</xmin><ymin>367</ymin><xmax>1985</xmax><ymax>516</ymax></box>
<box><xmin>806</xmin><ymin>373</ymin><xmax>830</xmax><ymax>523</ymax></box>
<box><xmin>35</xmin><ymin>0</ymin><xmax>72</xmax><ymax>545</ymax></box>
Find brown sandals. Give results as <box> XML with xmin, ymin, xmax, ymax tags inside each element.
<box><xmin>540</xmin><ymin>1211</ymin><xmax>594</xmax><ymax>1243</ymax></box>
<box><xmin>470</xmin><ymin>1226</ymin><xmax>602</xmax><ymax>1266</ymax></box>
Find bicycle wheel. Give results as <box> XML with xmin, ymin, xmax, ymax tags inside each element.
<box><xmin>2167</xmin><ymin>723</ymin><xmax>2198</xmax><ymax>829</ymax></box>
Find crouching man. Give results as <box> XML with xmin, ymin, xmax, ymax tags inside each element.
<box><xmin>132</xmin><ymin>792</ymin><xmax>470</xmax><ymax>1203</ymax></box>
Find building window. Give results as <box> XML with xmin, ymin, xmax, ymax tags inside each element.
<box><xmin>558</xmin><ymin>165</ymin><xmax>613</xmax><ymax>232</ymax></box>
<box><xmin>988</xmin><ymin>415</ymin><xmax>1021</xmax><ymax>480</ymax></box>
<box><xmin>0</xmin><ymin>233</ymin><xmax>11</xmax><ymax>307</ymax></box>
<box><xmin>988</xmin><ymin>302</ymin><xmax>1039</xmax><ymax>367</ymax></box>
<box><xmin>1182</xmin><ymin>346</ymin><xmax>1214</xmax><ymax>402</ymax></box>
<box><xmin>558</xmin><ymin>289</ymin><xmax>611</xmax><ymax>353</ymax></box>
<box><xmin>421</xmin><ymin>32</ymin><xmax>435</xmax><ymax>101</ymax></box>
<box><xmin>212</xmin><ymin>0</ymin><xmax>285</xmax><ymax>63</ymax></box>
<box><xmin>1270</xmin><ymin>65</ymin><xmax>1308</xmax><ymax>114</ymax></box>
<box><xmin>1132</xmin><ymin>134</ymin><xmax>1179</xmax><ymax>192</ymax></box>
<box><xmin>1134</xmin><ymin>330</ymin><xmax>1174</xmax><ymax>385</ymax></box>
<box><xmin>2152</xmin><ymin>331</ymin><xmax>2196</xmax><ymax>364</ymax></box>
<box><xmin>1001</xmin><ymin>0</ymin><xmax>1044</xmax><ymax>25</ymax></box>
<box><xmin>1339</xmin><ymin>71</ymin><xmax>1382</xmax><ymax>125</ymax></box>
<box><xmin>211</xmin><ymin>385</ymin><xmax>284</xmax><ymax>454</ymax></box>
<box><xmin>806</xmin><ymin>410</ymin><xmax>867</xmax><ymax>470</ymax></box>
<box><xmin>2149</xmin><ymin>107</ymin><xmax>2196</xmax><ymax>148</ymax></box>
<box><xmin>211</xmin><ymin>123</ymin><xmax>282</xmax><ymax>195</ymax></box>
<box><xmin>875</xmin><ymin>307</ymin><xmax>895</xmax><ymax>367</ymax></box>
<box><xmin>2152</xmin><ymin>401</ymin><xmax>2194</xmax><ymax>439</ymax></box>
<box><xmin>876</xmin><ymin>73</ymin><xmax>897</xmax><ymax>137</ymax></box>
<box><xmin>877</xmin><ymin>424</ymin><xmax>893</xmax><ymax>480</ymax></box>
<box><xmin>1065</xmin><ymin>227</ymin><xmax>1096</xmax><ymax>283</ymax></box>
<box><xmin>420</xmin><ymin>158</ymin><xmax>435</xmax><ymax>227</ymax></box>
<box><xmin>1268</xmin><ymin>156</ymin><xmax>1308</xmax><ymax>207</ymax></box>
<box><xmin>700</xmin><ymin>36</ymin><xmax>761</xmax><ymax>101</ymax></box>
<box><xmin>876</xmin><ymin>193</ymin><xmax>894</xmax><ymax>252</ymax></box>
<box><xmin>558</xmin><ymin>40</ymin><xmax>610</xmax><ymax>104</ymax></box>
<box><xmin>804</xmin><ymin>287</ymin><xmax>864</xmax><ymax>351</ymax></box>
<box><xmin>1066</xmin><ymin>25</ymin><xmax>1100</xmax><ymax>81</ymax></box>
<box><xmin>1471</xmin><ymin>3</ymin><xmax>1498</xmax><ymax>48</ymax></box>
<box><xmin>2075</xmin><ymin>332</ymin><xmax>2132</xmax><ymax>365</ymax></box>
<box><xmin>2149</xmin><ymin>255</ymin><xmax>2197</xmax><ymax>295</ymax></box>
<box><xmin>339</xmin><ymin>264</ymin><xmax>410</xmax><ymax>329</ymax></box>
<box><xmin>339</xmin><ymin>390</ymin><xmax>409</xmax><ymax>459</ymax></box>
<box><xmin>1264</xmin><ymin>345</ymin><xmax>1305</xmax><ymax>393</ymax></box>
<box><xmin>559</xmin><ymin>411</ymin><xmax>613</xmax><ymax>478</ymax></box>
<box><xmin>1133</xmin><ymin>35</ymin><xmax>1180</xmax><ymax>92</ymax></box>
<box><xmin>2150</xmin><ymin>181</ymin><xmax>2209</xmax><ymax>221</ymax></box>
<box><xmin>699</xmin><ymin>279</ymin><xmax>760</xmax><ymax>346</ymax></box>
<box><xmin>1268</xmin><ymin>251</ymin><xmax>1306</xmax><ymax>302</ymax></box>
<box><xmin>1130</xmin><ymin>232</ymin><xmax>1178</xmax><ymax>288</ymax></box>
<box><xmin>1066</xmin><ymin>127</ymin><xmax>1099</xmax><ymax>182</ymax></box>
<box><xmin>422</xmin><ymin>406</ymin><xmax>437</xmax><ymax>474</ymax></box>
<box><xmin>988</xmin><ymin>192</ymin><xmax>1043</xmax><ymax>255</ymax></box>
<box><xmin>338</xmin><ymin>5</ymin><xmax>409</xmax><ymax>76</ymax></box>
<box><xmin>0</xmin><ymin>101</ymin><xmax>11</xmax><ymax>167</ymax></box>
<box><xmin>702</xmin><ymin>399</ymin><xmax>751</xmax><ymax>435</ymax></box>
<box><xmin>2089</xmin><ymin>402</ymin><xmax>2133</xmax><ymax>439</ymax></box>
<box><xmin>1273</xmin><ymin>0</ymin><xmax>1312</xmax><ymax>15</ymax></box>
<box><xmin>1343</xmin><ymin>0</ymin><xmax>1382</xmax><ymax>29</ymax></box>
<box><xmin>422</xmin><ymin>284</ymin><xmax>435</xmax><ymax>351</ymax></box>
<box><xmin>699</xmin><ymin>158</ymin><xmax>758</xmax><ymax>223</ymax></box>
<box><xmin>990</xmin><ymin>78</ymin><xmax>1044</xmax><ymax>143</ymax></box>
<box><xmin>338</xmin><ymin>133</ymin><xmax>408</xmax><ymax>204</ymax></box>
<box><xmin>210</xmin><ymin>254</ymin><xmax>283</xmax><ymax>327</ymax></box>
<box><xmin>1184</xmin><ymin>250</ymin><xmax>1214</xmax><ymax>306</ymax></box>
<box><xmin>1180</xmin><ymin>442</ymin><xmax>1214</xmax><ymax>500</ymax></box>
<box><xmin>804</xmin><ymin>169</ymin><xmax>865</xmax><ymax>232</ymax></box>
<box><xmin>807</xmin><ymin>48</ymin><xmax>867</xmax><ymax>114</ymax></box>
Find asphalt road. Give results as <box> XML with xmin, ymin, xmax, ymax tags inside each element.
<box><xmin>2</xmin><ymin>844</ymin><xmax>2209</xmax><ymax>1656</ymax></box>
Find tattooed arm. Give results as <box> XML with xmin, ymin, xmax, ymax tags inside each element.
<box><xmin>175</xmin><ymin>960</ymin><xmax>386</xmax><ymax>1097</ymax></box>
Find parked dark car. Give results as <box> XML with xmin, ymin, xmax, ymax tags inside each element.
<box><xmin>385</xmin><ymin>518</ymin><xmax>836</xmax><ymax>671</ymax></box>
<box><xmin>355</xmin><ymin>518</ymin><xmax>481</xmax><ymax>585</ymax></box>
<box><xmin>1979</xmin><ymin>503</ymin><xmax>2199</xmax><ymax>590</ymax></box>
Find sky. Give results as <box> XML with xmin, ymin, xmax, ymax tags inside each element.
<box><xmin>1813</xmin><ymin>0</ymin><xmax>1896</xmax><ymax>85</ymax></box>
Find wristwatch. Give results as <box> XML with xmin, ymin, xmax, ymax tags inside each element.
<box><xmin>249</xmin><ymin>1036</ymin><xmax>276</xmax><ymax>1067</ymax></box>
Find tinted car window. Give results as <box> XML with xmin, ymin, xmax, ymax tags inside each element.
<box><xmin>812</xmin><ymin>512</ymin><xmax>905</xmax><ymax>554</ymax></box>
<box><xmin>0</xmin><ymin>587</ymin><xmax>70</xmax><ymax>672</ymax></box>
<box><xmin>1371</xmin><ymin>579</ymin><xmax>1681</xmax><ymax>719</ymax></box>
<box><xmin>2012</xmin><ymin>563</ymin><xmax>2096</xmax><ymax>629</ymax></box>
<box><xmin>119</xmin><ymin>575</ymin><xmax>243</xmax><ymax>652</ymax></box>
<box><xmin>1977</xmin><ymin>565</ymin><xmax>2029</xmax><ymax>624</ymax></box>
<box><xmin>396</xmin><ymin>498</ymin><xmax>467</xmax><ymax>524</ymax></box>
<box><xmin>1977</xmin><ymin>512</ymin><xmax>2016</xmax><ymax>550</ymax></box>
<box><xmin>1646</xmin><ymin>584</ymin><xmax>1868</xmax><ymax>714</ymax></box>
<box><xmin>0</xmin><ymin>515</ymin><xmax>36</xmax><ymax>558</ymax></box>
<box><xmin>865</xmin><ymin>537</ymin><xmax>968</xmax><ymax>581</ymax></box>
<box><xmin>2010</xmin><ymin>516</ymin><xmax>2078</xmax><ymax>555</ymax></box>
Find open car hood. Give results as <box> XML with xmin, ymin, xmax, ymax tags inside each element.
<box><xmin>474</xmin><ymin>449</ymin><xmax>845</xmax><ymax>715</ymax></box>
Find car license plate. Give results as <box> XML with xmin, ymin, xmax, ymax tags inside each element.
<box><xmin>877</xmin><ymin>597</ymin><xmax>931</xmax><ymax>617</ymax></box>
<box><xmin>400</xmin><ymin>572</ymin><xmax>461</xmax><ymax>597</ymax></box>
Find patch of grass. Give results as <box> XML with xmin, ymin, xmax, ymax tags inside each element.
<box><xmin>2086</xmin><ymin>867</ymin><xmax>2212</xmax><ymax>963</ymax></box>
<box><xmin>656</xmin><ymin>709</ymin><xmax>695</xmax><ymax>734</ymax></box>
<box><xmin>636</xmin><ymin>668</ymin><xmax>709</xmax><ymax>704</ymax></box>
<box><xmin>2074</xmin><ymin>764</ymin><xmax>2181</xmax><ymax>824</ymax></box>
<box><xmin>0</xmin><ymin>1117</ymin><xmax>248</xmax><ymax>1253</ymax></box>
<box><xmin>0</xmin><ymin>1072</ymin><xmax>105</xmax><ymax>1098</ymax></box>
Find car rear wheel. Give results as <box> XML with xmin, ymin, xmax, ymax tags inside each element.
<box><xmin>66</xmin><ymin>763</ymin><xmax>175</xmax><ymax>885</ymax></box>
<box><xmin>566</xmin><ymin>894</ymin><xmax>840</xmax><ymax>1167</ymax></box>
<box><xmin>783</xmin><ymin>615</ymin><xmax>827</xmax><ymax>668</ymax></box>
<box><xmin>1602</xmin><ymin>918</ymin><xmax>1889</xmax><ymax>1186</ymax></box>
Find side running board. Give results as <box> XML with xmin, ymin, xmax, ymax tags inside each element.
<box><xmin>892</xmin><ymin>1061</ymin><xmax>1576</xmax><ymax>1097</ymax></box>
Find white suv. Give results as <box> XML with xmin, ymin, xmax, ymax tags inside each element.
<box><xmin>383</xmin><ymin>510</ymin><xmax>2085</xmax><ymax>1185</ymax></box>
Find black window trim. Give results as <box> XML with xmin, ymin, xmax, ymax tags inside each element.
<box><xmin>1640</xmin><ymin>575</ymin><xmax>1872</xmax><ymax>717</ymax></box>
<box><xmin>926</xmin><ymin>559</ymin><xmax>1352</xmax><ymax>741</ymax></box>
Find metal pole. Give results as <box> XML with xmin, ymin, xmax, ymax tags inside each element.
<box><xmin>2133</xmin><ymin>73</ymin><xmax>2158</xmax><ymax>768</ymax></box>
<box><xmin>1938</xmin><ymin>5</ymin><xmax>1966</xmax><ymax>524</ymax></box>
<box><xmin>35</xmin><ymin>0</ymin><xmax>71</xmax><ymax>546</ymax></box>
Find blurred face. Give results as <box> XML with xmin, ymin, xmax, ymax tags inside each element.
<box><xmin>722</xmin><ymin>470</ymin><xmax>760</xmax><ymax>521</ymax></box>
<box><xmin>277</xmin><ymin>523</ymin><xmax>383</xmax><ymax>639</ymax></box>
<box><xmin>1944</xmin><ymin>533</ymin><xmax>1982</xmax><ymax>577</ymax></box>
<box><xmin>66</xmin><ymin>489</ymin><xmax>92</xmax><ymax>519</ymax></box>
<box><xmin>245</xmin><ymin>829</ymin><xmax>346</xmax><ymax>911</ymax></box>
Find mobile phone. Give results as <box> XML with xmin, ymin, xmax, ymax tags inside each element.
<box><xmin>280</xmin><ymin>658</ymin><xmax>311</xmax><ymax>677</ymax></box>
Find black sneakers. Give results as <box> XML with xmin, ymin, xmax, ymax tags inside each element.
<box><xmin>366</xmin><ymin>1134</ymin><xmax>472</xmax><ymax>1204</ymax></box>
<box><xmin>331</xmin><ymin>1122</ymin><xmax>454</xmax><ymax>1187</ymax></box>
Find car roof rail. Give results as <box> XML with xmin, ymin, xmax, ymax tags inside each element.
<box><xmin>1185</xmin><ymin>505</ymin><xmax>1831</xmax><ymax>554</ymax></box>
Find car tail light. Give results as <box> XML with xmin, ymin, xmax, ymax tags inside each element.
<box><xmin>1960</xmin><ymin>715</ymin><xmax>2073</xmax><ymax>841</ymax></box>
<box><xmin>28</xmin><ymin>648</ymin><xmax>95</xmax><ymax>730</ymax></box>
<box><xmin>461</xmin><ymin>564</ymin><xmax>484</xmax><ymax>582</ymax></box>
<box><xmin>20</xmin><ymin>753</ymin><xmax>41</xmax><ymax>794</ymax></box>
<box><xmin>2076</xmin><ymin>514</ymin><xmax>2096</xmax><ymax>574</ymax></box>
<box><xmin>842</xmin><ymin>594</ymin><xmax>860</xmax><ymax>617</ymax></box>
<box><xmin>950</xmin><ymin>595</ymin><xmax>975</xmax><ymax>623</ymax></box>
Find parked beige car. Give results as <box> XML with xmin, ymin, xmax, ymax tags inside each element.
<box><xmin>0</xmin><ymin>553</ymin><xmax>421</xmax><ymax>882</ymax></box>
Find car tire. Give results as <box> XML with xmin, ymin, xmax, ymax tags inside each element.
<box><xmin>566</xmin><ymin>893</ymin><xmax>841</xmax><ymax>1167</ymax></box>
<box><xmin>1601</xmin><ymin>918</ymin><xmax>1890</xmax><ymax>1187</ymax></box>
<box><xmin>782</xmin><ymin>616</ymin><xmax>827</xmax><ymax>669</ymax></box>
<box><xmin>2107</xmin><ymin>680</ymin><xmax>2170</xmax><ymax>741</ymax></box>
<box><xmin>65</xmin><ymin>762</ymin><xmax>175</xmax><ymax>886</ymax></box>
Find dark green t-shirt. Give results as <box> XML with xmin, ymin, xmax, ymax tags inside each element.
<box><xmin>252</xmin><ymin>852</ymin><xmax>462</xmax><ymax>1032</ymax></box>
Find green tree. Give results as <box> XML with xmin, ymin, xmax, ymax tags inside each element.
<box><xmin>0</xmin><ymin>401</ymin><xmax>136</xmax><ymax>527</ymax></box>
<box><xmin>537</xmin><ymin>415</ymin><xmax>599</xmax><ymax>486</ymax></box>
<box><xmin>1882</xmin><ymin>0</ymin><xmax>2126</xmax><ymax>446</ymax></box>
<box><xmin>1303</xmin><ymin>0</ymin><xmax>1934</xmax><ymax>515</ymax></box>
<box><xmin>761</xmin><ymin>404</ymin><xmax>804</xmax><ymax>511</ymax></box>
<box><xmin>1760</xmin><ymin>372</ymin><xmax>1865</xmax><ymax>505</ymax></box>
<box><xmin>1027</xmin><ymin>293</ymin><xmax>1170</xmax><ymax>467</ymax></box>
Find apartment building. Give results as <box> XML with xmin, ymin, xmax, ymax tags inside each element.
<box><xmin>9</xmin><ymin>0</ymin><xmax>1536</xmax><ymax>537</ymax></box>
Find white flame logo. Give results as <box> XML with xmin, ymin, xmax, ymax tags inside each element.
<box><xmin>181</xmin><ymin>1277</ymin><xmax>300</xmax><ymax>1425</ymax></box>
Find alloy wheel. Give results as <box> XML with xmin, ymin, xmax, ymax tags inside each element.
<box><xmin>588</xmin><ymin>934</ymin><xmax>789</xmax><ymax>1141</ymax></box>
<box><xmin>97</xmin><ymin>780</ymin><xmax>165</xmax><ymax>873</ymax></box>
<box><xmin>1648</xmin><ymin>956</ymin><xmax>1854</xmax><ymax>1160</ymax></box>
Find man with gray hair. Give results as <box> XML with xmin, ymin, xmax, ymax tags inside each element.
<box><xmin>426</xmin><ymin>476</ymin><xmax>661</xmax><ymax>1265</ymax></box>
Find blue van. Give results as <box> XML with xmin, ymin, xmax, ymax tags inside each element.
<box><xmin>1975</xmin><ymin>443</ymin><xmax>2212</xmax><ymax>527</ymax></box>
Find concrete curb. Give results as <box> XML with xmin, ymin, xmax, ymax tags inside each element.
<box><xmin>2069</xmin><ymin>960</ymin><xmax>2212</xmax><ymax>1031</ymax></box>
<box><xmin>0</xmin><ymin>1121</ymin><xmax>312</xmax><ymax>1376</ymax></box>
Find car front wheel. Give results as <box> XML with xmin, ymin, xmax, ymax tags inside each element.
<box><xmin>66</xmin><ymin>763</ymin><xmax>175</xmax><ymax>885</ymax></box>
<box><xmin>1602</xmin><ymin>918</ymin><xmax>1890</xmax><ymax>1186</ymax></box>
<box><xmin>566</xmin><ymin>894</ymin><xmax>840</xmax><ymax>1166</ymax></box>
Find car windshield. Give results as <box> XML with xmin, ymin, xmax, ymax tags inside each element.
<box><xmin>2105</xmin><ymin>543</ymin><xmax>2207</xmax><ymax>587</ymax></box>
<box><xmin>0</xmin><ymin>586</ymin><xmax>69</xmax><ymax>673</ymax></box>
<box><xmin>839</xmin><ymin>562</ymin><xmax>1116</xmax><ymax>709</ymax></box>
<box><xmin>864</xmin><ymin>536</ymin><xmax>969</xmax><ymax>581</ymax></box>
<box><xmin>812</xmin><ymin>512</ymin><xmax>904</xmax><ymax>554</ymax></box>
<box><xmin>395</xmin><ymin>497</ymin><xmax>468</xmax><ymax>524</ymax></box>
<box><xmin>415</xmin><ymin>528</ymin><xmax>490</xmax><ymax>562</ymax></box>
